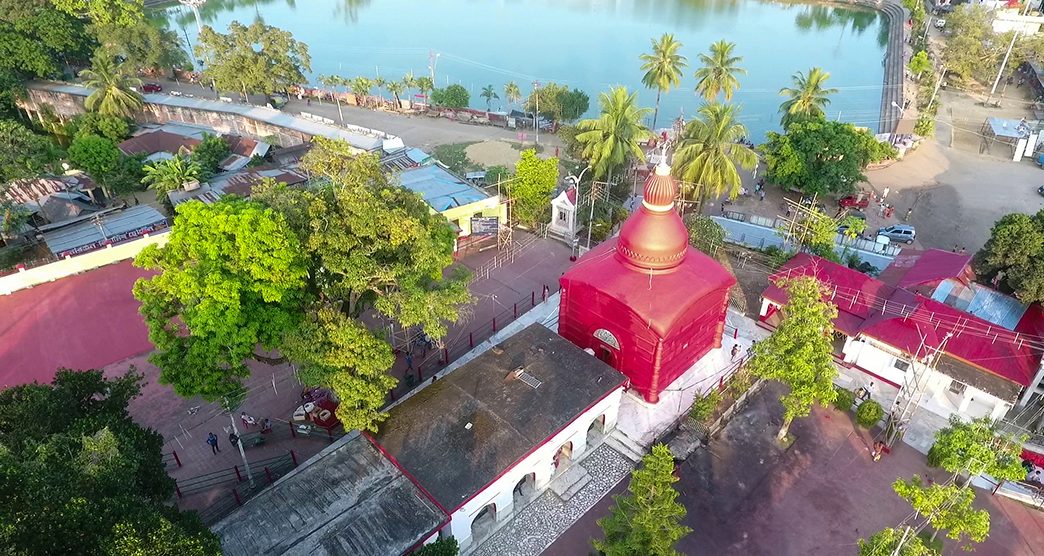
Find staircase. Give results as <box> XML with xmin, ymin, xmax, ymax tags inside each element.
<box><xmin>604</xmin><ymin>428</ymin><xmax>647</xmax><ymax>464</ymax></box>
<box><xmin>550</xmin><ymin>464</ymin><xmax>592</xmax><ymax>501</ymax></box>
<box><xmin>878</xmin><ymin>0</ymin><xmax>908</xmax><ymax>136</ymax></box>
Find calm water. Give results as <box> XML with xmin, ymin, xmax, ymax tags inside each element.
<box><xmin>155</xmin><ymin>0</ymin><xmax>888</xmax><ymax>139</ymax></box>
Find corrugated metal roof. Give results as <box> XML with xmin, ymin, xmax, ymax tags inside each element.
<box><xmin>397</xmin><ymin>165</ymin><xmax>489</xmax><ymax>211</ymax></box>
<box><xmin>43</xmin><ymin>205</ymin><xmax>167</xmax><ymax>256</ymax></box>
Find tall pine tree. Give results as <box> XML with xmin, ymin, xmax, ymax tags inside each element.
<box><xmin>594</xmin><ymin>444</ymin><xmax>691</xmax><ymax>556</ymax></box>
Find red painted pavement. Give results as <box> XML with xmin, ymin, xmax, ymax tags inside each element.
<box><xmin>0</xmin><ymin>261</ymin><xmax>153</xmax><ymax>388</ymax></box>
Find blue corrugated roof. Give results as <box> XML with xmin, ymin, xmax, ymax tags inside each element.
<box><xmin>398</xmin><ymin>165</ymin><xmax>489</xmax><ymax>211</ymax></box>
<box><xmin>965</xmin><ymin>285</ymin><xmax>1028</xmax><ymax>330</ymax></box>
<box><xmin>406</xmin><ymin>148</ymin><xmax>430</xmax><ymax>164</ymax></box>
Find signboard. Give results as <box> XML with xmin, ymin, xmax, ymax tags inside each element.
<box><xmin>57</xmin><ymin>221</ymin><xmax>169</xmax><ymax>258</ymax></box>
<box><xmin>470</xmin><ymin>216</ymin><xmax>499</xmax><ymax>237</ymax></box>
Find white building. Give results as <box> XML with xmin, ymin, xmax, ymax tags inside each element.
<box><xmin>547</xmin><ymin>185</ymin><xmax>578</xmax><ymax>242</ymax></box>
<box><xmin>758</xmin><ymin>250</ymin><xmax>1044</xmax><ymax>451</ymax></box>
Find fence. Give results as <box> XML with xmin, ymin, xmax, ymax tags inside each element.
<box><xmin>178</xmin><ymin>451</ymin><xmax>299</xmax><ymax>525</ymax></box>
<box><xmin>0</xmin><ymin>231</ymin><xmax>169</xmax><ymax>295</ymax></box>
<box><xmin>388</xmin><ymin>283</ymin><xmax>558</xmax><ymax>402</ymax></box>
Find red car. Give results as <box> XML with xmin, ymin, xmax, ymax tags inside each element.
<box><xmin>838</xmin><ymin>194</ymin><xmax>870</xmax><ymax>209</ymax></box>
<box><xmin>141</xmin><ymin>83</ymin><xmax>162</xmax><ymax>93</ymax></box>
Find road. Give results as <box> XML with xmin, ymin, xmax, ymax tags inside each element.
<box><xmin>142</xmin><ymin>77</ymin><xmax>563</xmax><ymax>152</ymax></box>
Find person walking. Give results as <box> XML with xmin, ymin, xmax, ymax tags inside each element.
<box><xmin>905</xmin><ymin>207</ymin><xmax>913</xmax><ymax>221</ymax></box>
<box><xmin>207</xmin><ymin>432</ymin><xmax>220</xmax><ymax>454</ymax></box>
<box><xmin>405</xmin><ymin>352</ymin><xmax>414</xmax><ymax>372</ymax></box>
<box><xmin>730</xmin><ymin>344</ymin><xmax>740</xmax><ymax>361</ymax></box>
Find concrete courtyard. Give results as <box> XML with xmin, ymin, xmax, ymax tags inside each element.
<box><xmin>546</xmin><ymin>382</ymin><xmax>1044</xmax><ymax>555</ymax></box>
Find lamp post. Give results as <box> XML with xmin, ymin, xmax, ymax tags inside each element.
<box><xmin>565</xmin><ymin>166</ymin><xmax>592</xmax><ymax>257</ymax></box>
<box><xmin>532</xmin><ymin>80</ymin><xmax>541</xmax><ymax>145</ymax></box>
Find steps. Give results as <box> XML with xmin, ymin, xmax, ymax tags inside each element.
<box><xmin>604</xmin><ymin>429</ymin><xmax>647</xmax><ymax>464</ymax></box>
<box><xmin>878</xmin><ymin>0</ymin><xmax>907</xmax><ymax>136</ymax></box>
<box><xmin>550</xmin><ymin>464</ymin><xmax>591</xmax><ymax>501</ymax></box>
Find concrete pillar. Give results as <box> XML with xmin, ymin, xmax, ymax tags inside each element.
<box><xmin>568</xmin><ymin>430</ymin><xmax>588</xmax><ymax>458</ymax></box>
<box><xmin>990</xmin><ymin>400</ymin><xmax>1010</xmax><ymax>421</ymax></box>
<box><xmin>449</xmin><ymin>513</ymin><xmax>472</xmax><ymax>550</ymax></box>
<box><xmin>534</xmin><ymin>458</ymin><xmax>554</xmax><ymax>490</ymax></box>
<box><xmin>958</xmin><ymin>388</ymin><xmax>973</xmax><ymax>414</ymax></box>
<box><xmin>492</xmin><ymin>487</ymin><xmax>514</xmax><ymax>522</ymax></box>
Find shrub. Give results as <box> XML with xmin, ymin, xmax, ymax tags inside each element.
<box><xmin>727</xmin><ymin>370</ymin><xmax>753</xmax><ymax>398</ymax></box>
<box><xmin>833</xmin><ymin>386</ymin><xmax>855</xmax><ymax>411</ymax></box>
<box><xmin>689</xmin><ymin>390</ymin><xmax>722</xmax><ymax>424</ymax></box>
<box><xmin>855</xmin><ymin>399</ymin><xmax>884</xmax><ymax>428</ymax></box>
<box><xmin>414</xmin><ymin>537</ymin><xmax>459</xmax><ymax>556</ymax></box>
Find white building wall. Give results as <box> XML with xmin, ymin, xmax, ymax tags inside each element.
<box><xmin>448</xmin><ymin>386</ymin><xmax>624</xmax><ymax>550</ymax></box>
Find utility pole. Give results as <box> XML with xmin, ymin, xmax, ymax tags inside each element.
<box><xmin>985</xmin><ymin>1</ymin><xmax>1033</xmax><ymax>106</ymax></box>
<box><xmin>223</xmin><ymin>395</ymin><xmax>254</xmax><ymax>485</ymax></box>
<box><xmin>428</xmin><ymin>50</ymin><xmax>440</xmax><ymax>84</ymax></box>
<box><xmin>926</xmin><ymin>64</ymin><xmax>946</xmax><ymax>111</ymax></box>
<box><xmin>532</xmin><ymin>80</ymin><xmax>541</xmax><ymax>146</ymax></box>
<box><xmin>885</xmin><ymin>330</ymin><xmax>953</xmax><ymax>447</ymax></box>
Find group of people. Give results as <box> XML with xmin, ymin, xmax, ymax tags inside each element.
<box><xmin>204</xmin><ymin>412</ymin><xmax>274</xmax><ymax>455</ymax></box>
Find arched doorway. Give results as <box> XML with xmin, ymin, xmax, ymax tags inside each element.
<box><xmin>553</xmin><ymin>441</ymin><xmax>573</xmax><ymax>476</ymax></box>
<box><xmin>470</xmin><ymin>502</ymin><xmax>497</xmax><ymax>543</ymax></box>
<box><xmin>592</xmin><ymin>328</ymin><xmax>621</xmax><ymax>369</ymax></box>
<box><xmin>587</xmin><ymin>414</ymin><xmax>607</xmax><ymax>446</ymax></box>
<box><xmin>513</xmin><ymin>472</ymin><xmax>537</xmax><ymax>507</ymax></box>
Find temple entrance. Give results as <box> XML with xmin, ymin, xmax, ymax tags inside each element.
<box><xmin>470</xmin><ymin>502</ymin><xmax>497</xmax><ymax>543</ymax></box>
<box><xmin>596</xmin><ymin>345</ymin><xmax>616</xmax><ymax>367</ymax></box>
<box><xmin>513</xmin><ymin>472</ymin><xmax>537</xmax><ymax>508</ymax></box>
<box><xmin>553</xmin><ymin>441</ymin><xmax>573</xmax><ymax>476</ymax></box>
<box><xmin>587</xmin><ymin>414</ymin><xmax>607</xmax><ymax>446</ymax></box>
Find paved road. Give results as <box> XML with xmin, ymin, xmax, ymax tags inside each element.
<box><xmin>143</xmin><ymin>77</ymin><xmax>563</xmax><ymax>152</ymax></box>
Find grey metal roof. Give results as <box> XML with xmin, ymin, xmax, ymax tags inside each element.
<box><xmin>374</xmin><ymin>324</ymin><xmax>626</xmax><ymax>510</ymax></box>
<box><xmin>42</xmin><ymin>205</ymin><xmax>166</xmax><ymax>255</ymax></box>
<box><xmin>31</xmin><ymin>81</ymin><xmax>385</xmax><ymax>152</ymax></box>
<box><xmin>213</xmin><ymin>432</ymin><xmax>446</xmax><ymax>556</ymax></box>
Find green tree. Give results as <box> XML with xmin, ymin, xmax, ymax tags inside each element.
<box><xmin>927</xmin><ymin>416</ymin><xmax>1026</xmax><ymax>484</ymax></box>
<box><xmin>195</xmin><ymin>21</ymin><xmax>311</xmax><ymax>100</ymax></box>
<box><xmin>190</xmin><ymin>133</ymin><xmax>230</xmax><ymax>176</ymax></box>
<box><xmin>909</xmin><ymin>50</ymin><xmax>932</xmax><ymax>80</ymax></box>
<box><xmin>97</xmin><ymin>152</ymin><xmax>146</xmax><ymax>196</ymax></box>
<box><xmin>747</xmin><ymin>276</ymin><xmax>838</xmax><ymax>440</ymax></box>
<box><xmin>684</xmin><ymin>214</ymin><xmax>726</xmax><ymax>258</ymax></box>
<box><xmin>672</xmin><ymin>102</ymin><xmax>758</xmax><ymax>209</ymax></box>
<box><xmin>0</xmin><ymin>0</ymin><xmax>94</xmax><ymax>78</ymax></box>
<box><xmin>575</xmin><ymin>86</ymin><xmax>652</xmax><ymax>184</ymax></box>
<box><xmin>941</xmin><ymin>5</ymin><xmax>997</xmax><ymax>84</ymax></box>
<box><xmin>413</xmin><ymin>537</ymin><xmax>459</xmax><ymax>556</ymax></box>
<box><xmin>65</xmin><ymin>112</ymin><xmax>131</xmax><ymax>142</ymax></box>
<box><xmin>0</xmin><ymin>119</ymin><xmax>62</xmax><ymax>182</ymax></box>
<box><xmin>349</xmin><ymin>76</ymin><xmax>372</xmax><ymax>99</ymax></box>
<box><xmin>415</xmin><ymin>76</ymin><xmax>434</xmax><ymax>101</ymax></box>
<box><xmin>133</xmin><ymin>198</ymin><xmax>308</xmax><ymax>401</ymax></box>
<box><xmin>778</xmin><ymin>67</ymin><xmax>837</xmax><ymax>128</ymax></box>
<box><xmin>694</xmin><ymin>39</ymin><xmax>745</xmax><ymax>102</ymax></box>
<box><xmin>524</xmin><ymin>82</ymin><xmax>567</xmax><ymax>119</ymax></box>
<box><xmin>386</xmin><ymin>80</ymin><xmax>405</xmax><ymax>108</ymax></box>
<box><xmin>68</xmin><ymin>133</ymin><xmax>121</xmax><ymax>177</ymax></box>
<box><xmin>53</xmin><ymin>0</ymin><xmax>144</xmax><ymax>28</ymax></box>
<box><xmin>557</xmin><ymin>88</ymin><xmax>590</xmax><ymax>121</ymax></box>
<box><xmin>79</xmin><ymin>54</ymin><xmax>144</xmax><ymax>118</ymax></box>
<box><xmin>508</xmin><ymin>149</ymin><xmax>559</xmax><ymax>228</ymax></box>
<box><xmin>0</xmin><ymin>369</ymin><xmax>221</xmax><ymax>555</ymax></box>
<box><xmin>858</xmin><ymin>528</ymin><xmax>937</xmax><ymax>556</ymax></box>
<box><xmin>640</xmin><ymin>33</ymin><xmax>687</xmax><ymax>130</ymax></box>
<box><xmin>94</xmin><ymin>20</ymin><xmax>190</xmax><ymax>75</ymax></box>
<box><xmin>594</xmin><ymin>444</ymin><xmax>691</xmax><ymax>556</ymax></box>
<box><xmin>975</xmin><ymin>211</ymin><xmax>1044</xmax><ymax>303</ymax></box>
<box><xmin>431</xmin><ymin>84</ymin><xmax>470</xmax><ymax>108</ymax></box>
<box><xmin>893</xmin><ymin>476</ymin><xmax>990</xmax><ymax>547</ymax></box>
<box><xmin>480</xmin><ymin>84</ymin><xmax>499</xmax><ymax>112</ymax></box>
<box><xmin>762</xmin><ymin>118</ymin><xmax>893</xmax><ymax>196</ymax></box>
<box><xmin>504</xmin><ymin>80</ymin><xmax>521</xmax><ymax>107</ymax></box>
<box><xmin>0</xmin><ymin>69</ymin><xmax>26</xmax><ymax>120</ymax></box>
<box><xmin>318</xmin><ymin>74</ymin><xmax>346</xmax><ymax>122</ymax></box>
<box><xmin>141</xmin><ymin>155</ymin><xmax>203</xmax><ymax>193</ymax></box>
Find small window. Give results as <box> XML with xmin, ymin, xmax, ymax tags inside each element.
<box><xmin>948</xmin><ymin>380</ymin><xmax>967</xmax><ymax>396</ymax></box>
<box><xmin>557</xmin><ymin>210</ymin><xmax>566</xmax><ymax>222</ymax></box>
<box><xmin>893</xmin><ymin>359</ymin><xmax>910</xmax><ymax>372</ymax></box>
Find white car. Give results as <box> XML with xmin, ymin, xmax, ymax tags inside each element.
<box><xmin>935</xmin><ymin>18</ymin><xmax>946</xmax><ymax>29</ymax></box>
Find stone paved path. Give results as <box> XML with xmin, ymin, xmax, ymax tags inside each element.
<box><xmin>470</xmin><ymin>444</ymin><xmax>634</xmax><ymax>556</ymax></box>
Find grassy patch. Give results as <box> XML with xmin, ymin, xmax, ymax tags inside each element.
<box><xmin>432</xmin><ymin>142</ymin><xmax>481</xmax><ymax>175</ymax></box>
<box><xmin>917</xmin><ymin>531</ymin><xmax>944</xmax><ymax>554</ymax></box>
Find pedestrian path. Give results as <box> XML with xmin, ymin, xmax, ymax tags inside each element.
<box><xmin>470</xmin><ymin>443</ymin><xmax>634</xmax><ymax>556</ymax></box>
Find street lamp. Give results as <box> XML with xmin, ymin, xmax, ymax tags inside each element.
<box><xmin>891</xmin><ymin>100</ymin><xmax>905</xmax><ymax>120</ymax></box>
<box><xmin>532</xmin><ymin>80</ymin><xmax>541</xmax><ymax>145</ymax></box>
<box><xmin>565</xmin><ymin>166</ymin><xmax>592</xmax><ymax>257</ymax></box>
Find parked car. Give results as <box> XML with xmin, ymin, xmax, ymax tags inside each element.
<box><xmin>1037</xmin><ymin>185</ymin><xmax>1044</xmax><ymax>197</ymax></box>
<box><xmin>934</xmin><ymin>18</ymin><xmax>946</xmax><ymax>29</ymax></box>
<box><xmin>838</xmin><ymin>194</ymin><xmax>870</xmax><ymax>209</ymax></box>
<box><xmin>877</xmin><ymin>224</ymin><xmax>916</xmax><ymax>244</ymax></box>
<box><xmin>141</xmin><ymin>83</ymin><xmax>162</xmax><ymax>93</ymax></box>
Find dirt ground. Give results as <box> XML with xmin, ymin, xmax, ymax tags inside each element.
<box><xmin>465</xmin><ymin>140</ymin><xmax>522</xmax><ymax>168</ymax></box>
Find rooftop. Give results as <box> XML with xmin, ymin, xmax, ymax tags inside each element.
<box><xmin>42</xmin><ymin>205</ymin><xmax>167</xmax><ymax>257</ymax></box>
<box><xmin>374</xmin><ymin>324</ymin><xmax>626</xmax><ymax>511</ymax></box>
<box><xmin>397</xmin><ymin>164</ymin><xmax>491</xmax><ymax>211</ymax></box>
<box><xmin>117</xmin><ymin>129</ymin><xmax>200</xmax><ymax>157</ymax></box>
<box><xmin>213</xmin><ymin>432</ymin><xmax>446</xmax><ymax>556</ymax></box>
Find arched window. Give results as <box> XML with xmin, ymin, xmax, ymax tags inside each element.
<box><xmin>593</xmin><ymin>328</ymin><xmax>620</xmax><ymax>350</ymax></box>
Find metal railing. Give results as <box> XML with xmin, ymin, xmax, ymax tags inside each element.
<box><xmin>180</xmin><ymin>451</ymin><xmax>300</xmax><ymax>525</ymax></box>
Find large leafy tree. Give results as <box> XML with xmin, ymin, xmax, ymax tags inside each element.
<box><xmin>94</xmin><ymin>19</ymin><xmax>191</xmax><ymax>75</ymax></box>
<box><xmin>141</xmin><ymin>155</ymin><xmax>203</xmax><ymax>193</ymax></box>
<box><xmin>575</xmin><ymin>86</ymin><xmax>652</xmax><ymax>184</ymax></box>
<box><xmin>893</xmin><ymin>476</ymin><xmax>990</xmax><ymax>547</ymax></box>
<box><xmin>195</xmin><ymin>21</ymin><xmax>311</xmax><ymax>100</ymax></box>
<box><xmin>927</xmin><ymin>416</ymin><xmax>1025</xmax><ymax>484</ymax></box>
<box><xmin>747</xmin><ymin>276</ymin><xmax>838</xmax><ymax>440</ymax></box>
<box><xmin>594</xmin><ymin>444</ymin><xmax>691</xmax><ymax>556</ymax></box>
<box><xmin>685</xmin><ymin>214</ymin><xmax>726</xmax><ymax>259</ymax></box>
<box><xmin>65</xmin><ymin>112</ymin><xmax>131</xmax><ymax>142</ymax></box>
<box><xmin>0</xmin><ymin>369</ymin><xmax>221</xmax><ymax>555</ymax></box>
<box><xmin>189</xmin><ymin>133</ymin><xmax>230</xmax><ymax>177</ymax></box>
<box><xmin>639</xmin><ymin>33</ymin><xmax>687</xmax><ymax>130</ymax></box>
<box><xmin>694</xmin><ymin>39</ymin><xmax>745</xmax><ymax>102</ymax></box>
<box><xmin>68</xmin><ymin>134</ymin><xmax>121</xmax><ymax>177</ymax></box>
<box><xmin>508</xmin><ymin>148</ymin><xmax>559</xmax><ymax>228</ymax></box>
<box><xmin>79</xmin><ymin>55</ymin><xmax>144</xmax><ymax>118</ymax></box>
<box><xmin>941</xmin><ymin>5</ymin><xmax>1000</xmax><ymax>84</ymax></box>
<box><xmin>53</xmin><ymin>0</ymin><xmax>144</xmax><ymax>28</ymax></box>
<box><xmin>133</xmin><ymin>199</ymin><xmax>309</xmax><ymax>401</ymax></box>
<box><xmin>431</xmin><ymin>84</ymin><xmax>469</xmax><ymax>108</ymax></box>
<box><xmin>0</xmin><ymin>0</ymin><xmax>94</xmax><ymax>78</ymax></box>
<box><xmin>858</xmin><ymin>528</ymin><xmax>936</xmax><ymax>556</ymax></box>
<box><xmin>975</xmin><ymin>211</ymin><xmax>1044</xmax><ymax>303</ymax></box>
<box><xmin>762</xmin><ymin>117</ymin><xmax>895</xmax><ymax>196</ymax></box>
<box><xmin>778</xmin><ymin>67</ymin><xmax>838</xmax><ymax>128</ymax></box>
<box><xmin>672</xmin><ymin>102</ymin><xmax>757</xmax><ymax>210</ymax></box>
<box><xmin>0</xmin><ymin>119</ymin><xmax>63</xmax><ymax>183</ymax></box>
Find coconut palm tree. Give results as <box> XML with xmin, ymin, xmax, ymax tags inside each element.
<box><xmin>639</xmin><ymin>33</ymin><xmax>687</xmax><ymax>130</ymax></box>
<box><xmin>79</xmin><ymin>55</ymin><xmax>144</xmax><ymax>118</ymax></box>
<box><xmin>402</xmin><ymin>72</ymin><xmax>417</xmax><ymax>100</ymax></box>
<box><xmin>673</xmin><ymin>103</ymin><xmax>758</xmax><ymax>212</ymax></box>
<box><xmin>373</xmin><ymin>77</ymin><xmax>387</xmax><ymax>104</ymax></box>
<box><xmin>693</xmin><ymin>40</ymin><xmax>745</xmax><ymax>102</ymax></box>
<box><xmin>318</xmin><ymin>74</ymin><xmax>346</xmax><ymax>123</ymax></box>
<box><xmin>779</xmin><ymin>67</ymin><xmax>838</xmax><ymax>128</ymax></box>
<box><xmin>350</xmin><ymin>77</ymin><xmax>372</xmax><ymax>106</ymax></box>
<box><xmin>141</xmin><ymin>155</ymin><xmax>203</xmax><ymax>193</ymax></box>
<box><xmin>386</xmin><ymin>80</ymin><xmax>405</xmax><ymax>109</ymax></box>
<box><xmin>480</xmin><ymin>84</ymin><xmax>499</xmax><ymax>113</ymax></box>
<box><xmin>504</xmin><ymin>81</ymin><xmax>521</xmax><ymax>108</ymax></box>
<box><xmin>575</xmin><ymin>86</ymin><xmax>653</xmax><ymax>185</ymax></box>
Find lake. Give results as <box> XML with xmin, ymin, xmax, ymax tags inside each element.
<box><xmin>154</xmin><ymin>0</ymin><xmax>889</xmax><ymax>140</ymax></box>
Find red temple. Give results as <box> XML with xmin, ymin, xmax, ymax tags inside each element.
<box><xmin>558</xmin><ymin>162</ymin><xmax>736</xmax><ymax>403</ymax></box>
